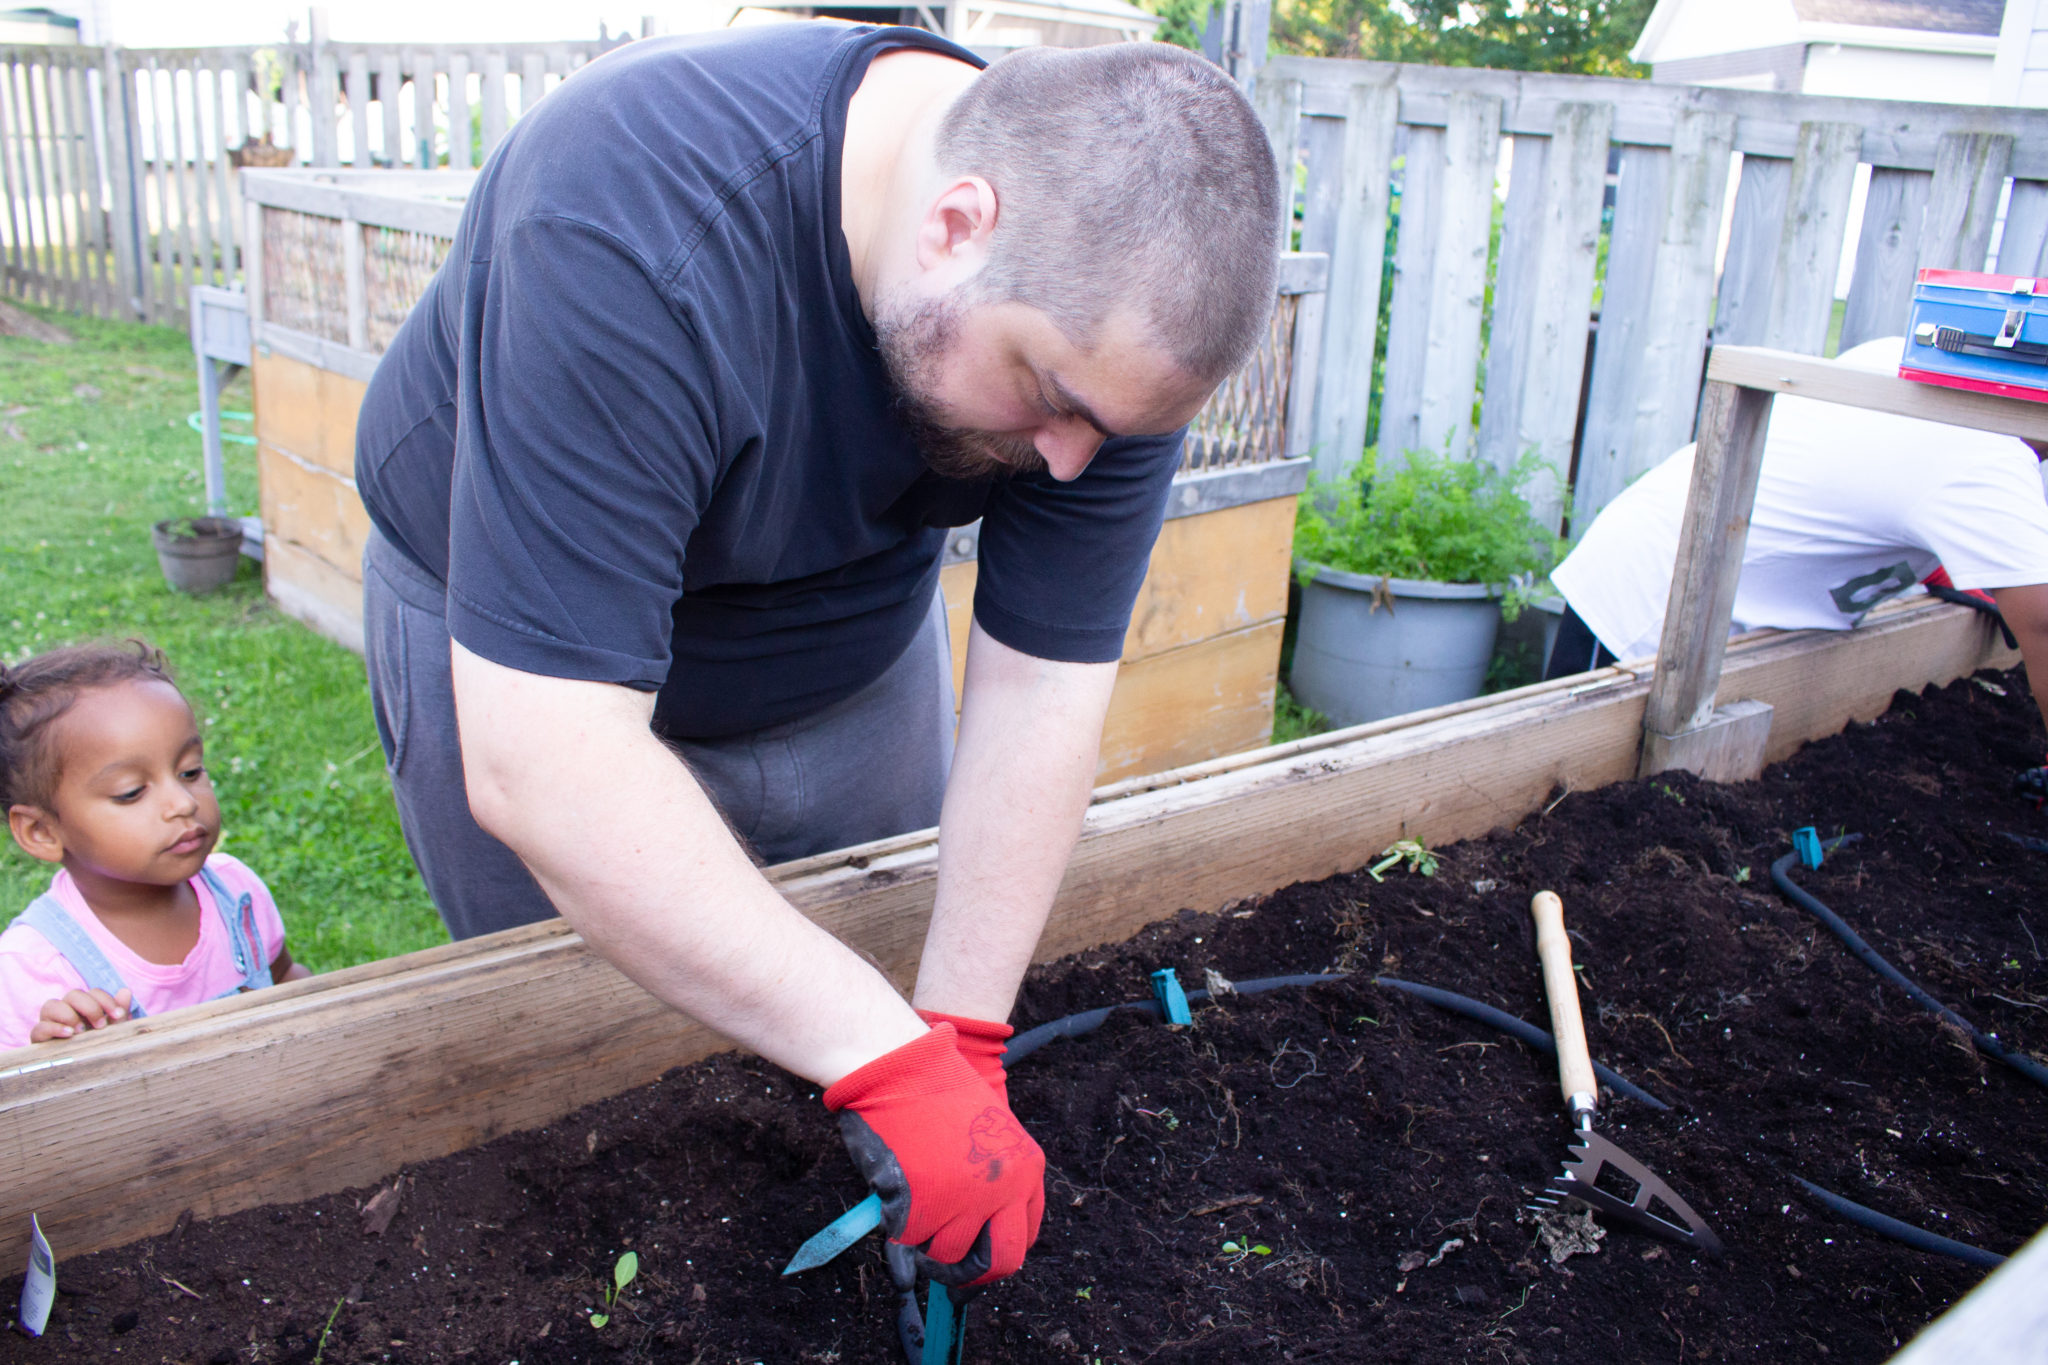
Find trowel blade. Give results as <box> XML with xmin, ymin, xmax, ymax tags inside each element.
<box><xmin>783</xmin><ymin>1192</ymin><xmax>884</xmax><ymax>1275</ymax></box>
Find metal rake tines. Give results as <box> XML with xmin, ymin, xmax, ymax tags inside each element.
<box><xmin>1529</xmin><ymin>1129</ymin><xmax>1726</xmax><ymax>1257</ymax></box>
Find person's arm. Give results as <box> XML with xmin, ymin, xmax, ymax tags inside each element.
<box><xmin>268</xmin><ymin>946</ymin><xmax>312</xmax><ymax>983</ymax></box>
<box><xmin>1989</xmin><ymin>582</ymin><xmax>2048</xmax><ymax>741</ymax></box>
<box><xmin>449</xmin><ymin>640</ymin><xmax>926</xmax><ymax>1086</ymax></box>
<box><xmin>912</xmin><ymin>620</ymin><xmax>1119</xmax><ymax>1021</ymax></box>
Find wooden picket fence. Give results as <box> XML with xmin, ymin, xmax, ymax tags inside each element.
<box><xmin>1257</xmin><ymin>57</ymin><xmax>2048</xmax><ymax>529</ymax></box>
<box><xmin>0</xmin><ymin>32</ymin><xmax>625</xmax><ymax>331</ymax></box>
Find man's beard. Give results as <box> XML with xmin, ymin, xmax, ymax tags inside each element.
<box><xmin>874</xmin><ymin>288</ymin><xmax>1048</xmax><ymax>482</ymax></box>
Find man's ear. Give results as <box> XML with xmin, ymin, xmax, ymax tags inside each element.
<box><xmin>7</xmin><ymin>805</ymin><xmax>64</xmax><ymax>865</ymax></box>
<box><xmin>914</xmin><ymin>175</ymin><xmax>999</xmax><ymax>274</ymax></box>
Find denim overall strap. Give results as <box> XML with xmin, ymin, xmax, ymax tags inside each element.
<box><xmin>6</xmin><ymin>894</ymin><xmax>148</xmax><ymax>1019</ymax></box>
<box><xmin>198</xmin><ymin>864</ymin><xmax>272</xmax><ymax>991</ymax></box>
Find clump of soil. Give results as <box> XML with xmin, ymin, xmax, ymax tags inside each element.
<box><xmin>6</xmin><ymin>667</ymin><xmax>2043</xmax><ymax>1365</ymax></box>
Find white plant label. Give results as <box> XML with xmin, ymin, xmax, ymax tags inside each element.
<box><xmin>19</xmin><ymin>1214</ymin><xmax>54</xmax><ymax>1336</ymax></box>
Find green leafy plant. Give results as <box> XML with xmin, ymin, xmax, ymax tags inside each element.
<box><xmin>1294</xmin><ymin>449</ymin><xmax>1562</xmax><ymax>619</ymax></box>
<box><xmin>589</xmin><ymin>1251</ymin><xmax>639</xmax><ymax>1328</ymax></box>
<box><xmin>310</xmin><ymin>1296</ymin><xmax>345</xmax><ymax>1365</ymax></box>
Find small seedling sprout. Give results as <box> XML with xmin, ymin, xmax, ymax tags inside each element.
<box><xmin>589</xmin><ymin>1250</ymin><xmax>639</xmax><ymax>1329</ymax></box>
<box><xmin>1367</xmin><ymin>839</ymin><xmax>1439</xmax><ymax>882</ymax></box>
<box><xmin>310</xmin><ymin>1296</ymin><xmax>345</xmax><ymax>1365</ymax></box>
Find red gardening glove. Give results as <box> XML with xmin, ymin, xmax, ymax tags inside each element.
<box><xmin>823</xmin><ymin>1024</ymin><xmax>1044</xmax><ymax>1286</ymax></box>
<box><xmin>917</xmin><ymin>1008</ymin><xmax>1014</xmax><ymax>1105</ymax></box>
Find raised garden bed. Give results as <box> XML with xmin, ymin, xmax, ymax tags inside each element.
<box><xmin>9</xmin><ymin>662</ymin><xmax>2041</xmax><ymax>1363</ymax></box>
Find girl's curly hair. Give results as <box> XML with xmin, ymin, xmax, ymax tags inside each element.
<box><xmin>0</xmin><ymin>640</ymin><xmax>178</xmax><ymax>810</ymax></box>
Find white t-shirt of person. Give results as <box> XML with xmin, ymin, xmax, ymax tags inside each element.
<box><xmin>1551</xmin><ymin>337</ymin><xmax>2048</xmax><ymax>662</ymax></box>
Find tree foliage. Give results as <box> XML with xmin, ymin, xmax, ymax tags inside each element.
<box><xmin>1270</xmin><ymin>0</ymin><xmax>1655</xmax><ymax>76</ymax></box>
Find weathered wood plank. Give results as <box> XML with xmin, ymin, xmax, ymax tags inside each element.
<box><xmin>181</xmin><ymin>61</ymin><xmax>216</xmax><ymax>292</ymax></box>
<box><xmin>0</xmin><ymin>595</ymin><xmax>2012</xmax><ymax>1273</ymax></box>
<box><xmin>1707</xmin><ymin>344</ymin><xmax>2048</xmax><ymax>441</ymax></box>
<box><xmin>37</xmin><ymin>58</ymin><xmax>77</xmax><ymax>310</ymax></box>
<box><xmin>1920</xmin><ymin>131</ymin><xmax>2012</xmax><ymax>274</ymax></box>
<box><xmin>378</xmin><ymin>52</ymin><xmax>402</xmax><ymax>168</ymax></box>
<box><xmin>446</xmin><ymin>52</ymin><xmax>471</xmax><ymax>172</ymax></box>
<box><xmin>1308</xmin><ymin>78</ymin><xmax>1398</xmax><ymax>482</ymax></box>
<box><xmin>1252</xmin><ymin>73</ymin><xmax>1303</xmax><ymax>252</ymax></box>
<box><xmin>1711</xmin><ymin>153</ymin><xmax>1790</xmax><ymax>350</ymax></box>
<box><xmin>1296</xmin><ymin>114</ymin><xmax>1343</xmax><ymax>259</ymax></box>
<box><xmin>1572</xmin><ymin>141</ymin><xmax>1667</xmax><ymax>526</ymax></box>
<box><xmin>1510</xmin><ymin>101</ymin><xmax>1612</xmax><ymax>530</ymax></box>
<box><xmin>1620</xmin><ymin>108</ymin><xmax>1735</xmax><ymax>501</ymax></box>
<box><xmin>100</xmin><ymin>48</ymin><xmax>140</xmax><ymax>319</ymax></box>
<box><xmin>65</xmin><ymin>60</ymin><xmax>108</xmax><ymax>314</ymax></box>
<box><xmin>520</xmin><ymin>52</ymin><xmax>545</xmax><ymax>116</ymax></box>
<box><xmin>18</xmin><ymin>58</ymin><xmax>53</xmax><ymax>306</ymax></box>
<box><xmin>1642</xmin><ymin>378</ymin><xmax>1774</xmax><ymax>738</ymax></box>
<box><xmin>480</xmin><ymin>52</ymin><xmax>509</xmax><ymax>161</ymax></box>
<box><xmin>1839</xmin><ymin>167</ymin><xmax>1931</xmax><ymax>353</ymax></box>
<box><xmin>1763</xmin><ymin>121</ymin><xmax>1861</xmax><ymax>354</ymax></box>
<box><xmin>346</xmin><ymin>51</ymin><xmax>371</xmax><ymax>167</ymax></box>
<box><xmin>1375</xmin><ymin>122</ymin><xmax>1441</xmax><ymax>465</ymax></box>
<box><xmin>143</xmin><ymin>57</ymin><xmax>176</xmax><ymax>323</ymax></box>
<box><xmin>207</xmin><ymin>60</ymin><xmax>238</xmax><ymax>286</ymax></box>
<box><xmin>1997</xmin><ymin>180</ymin><xmax>2048</xmax><ymax>277</ymax></box>
<box><xmin>1474</xmin><ymin>132</ymin><xmax>1547</xmax><ymax>472</ymax></box>
<box><xmin>411</xmin><ymin>51</ymin><xmax>436</xmax><ymax>169</ymax></box>
<box><xmin>1414</xmin><ymin>91</ymin><xmax>1501</xmax><ymax>463</ymax></box>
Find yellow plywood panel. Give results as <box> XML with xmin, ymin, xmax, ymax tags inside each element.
<box><xmin>258</xmin><ymin>443</ymin><xmax>372</xmax><ymax>580</ymax></box>
<box><xmin>1123</xmin><ymin>496</ymin><xmax>1296</xmax><ymax>662</ymax></box>
<box><xmin>251</xmin><ymin>351</ymin><xmax>367</xmax><ymax>477</ymax></box>
<box><xmin>1096</xmin><ymin>619</ymin><xmax>1284</xmax><ymax>783</ymax></box>
<box><xmin>262</xmin><ymin>535</ymin><xmax>366</xmax><ymax>654</ymax></box>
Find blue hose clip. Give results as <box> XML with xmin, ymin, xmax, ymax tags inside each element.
<box><xmin>1149</xmin><ymin>967</ymin><xmax>1193</xmax><ymax>1025</ymax></box>
<box><xmin>1792</xmin><ymin>826</ymin><xmax>1825</xmax><ymax>870</ymax></box>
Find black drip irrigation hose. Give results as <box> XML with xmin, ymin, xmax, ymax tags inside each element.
<box><xmin>1790</xmin><ymin>1177</ymin><xmax>2007</xmax><ymax>1269</ymax></box>
<box><xmin>1771</xmin><ymin>835</ymin><xmax>2048</xmax><ymax>1091</ymax></box>
<box><xmin>997</xmin><ymin>965</ymin><xmax>2011</xmax><ymax>1273</ymax></box>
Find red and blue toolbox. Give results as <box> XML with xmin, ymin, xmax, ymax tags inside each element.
<box><xmin>1901</xmin><ymin>269</ymin><xmax>2048</xmax><ymax>403</ymax></box>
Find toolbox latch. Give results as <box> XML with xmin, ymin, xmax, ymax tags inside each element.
<box><xmin>1997</xmin><ymin>307</ymin><xmax>2024</xmax><ymax>349</ymax></box>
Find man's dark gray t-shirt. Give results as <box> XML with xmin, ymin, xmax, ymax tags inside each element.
<box><xmin>354</xmin><ymin>23</ymin><xmax>1184</xmax><ymax>740</ymax></box>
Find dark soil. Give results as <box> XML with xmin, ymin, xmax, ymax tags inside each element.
<box><xmin>8</xmin><ymin>667</ymin><xmax>2046</xmax><ymax>1365</ymax></box>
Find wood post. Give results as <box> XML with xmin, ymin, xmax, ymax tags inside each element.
<box><xmin>1640</xmin><ymin>376</ymin><xmax>1774</xmax><ymax>745</ymax></box>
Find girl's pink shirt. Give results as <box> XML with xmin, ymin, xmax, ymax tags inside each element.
<box><xmin>0</xmin><ymin>853</ymin><xmax>284</xmax><ymax>1051</ymax></box>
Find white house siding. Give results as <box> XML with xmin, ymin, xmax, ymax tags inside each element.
<box><xmin>1801</xmin><ymin>43</ymin><xmax>1994</xmax><ymax>101</ymax></box>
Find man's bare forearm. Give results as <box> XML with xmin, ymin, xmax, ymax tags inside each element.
<box><xmin>1990</xmin><ymin>583</ymin><xmax>2048</xmax><ymax>741</ymax></box>
<box><xmin>450</xmin><ymin>641</ymin><xmax>925</xmax><ymax>1085</ymax></box>
<box><xmin>914</xmin><ymin>622</ymin><xmax>1119</xmax><ymax>1021</ymax></box>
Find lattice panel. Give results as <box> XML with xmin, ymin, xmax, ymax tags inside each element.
<box><xmin>364</xmin><ymin>225</ymin><xmax>452</xmax><ymax>352</ymax></box>
<box><xmin>261</xmin><ymin>209</ymin><xmax>347</xmax><ymax>344</ymax></box>
<box><xmin>1183</xmin><ymin>291</ymin><xmax>1297</xmax><ymax>473</ymax></box>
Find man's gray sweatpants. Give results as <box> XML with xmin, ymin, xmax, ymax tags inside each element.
<box><xmin>362</xmin><ymin>528</ymin><xmax>957</xmax><ymax>941</ymax></box>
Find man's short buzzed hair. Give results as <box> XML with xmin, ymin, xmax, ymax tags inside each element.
<box><xmin>936</xmin><ymin>42</ymin><xmax>1282</xmax><ymax>386</ymax></box>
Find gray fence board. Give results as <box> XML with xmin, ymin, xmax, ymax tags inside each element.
<box><xmin>1573</xmin><ymin>141</ymin><xmax>1664</xmax><ymax>528</ymax></box>
<box><xmin>1839</xmin><ymin>167</ymin><xmax>1929</xmax><ymax>352</ymax></box>
<box><xmin>1474</xmin><ymin>132</ymin><xmax>1545</xmax><ymax>474</ymax></box>
<box><xmin>1309</xmin><ymin>78</ymin><xmax>1397</xmax><ymax>481</ymax></box>
<box><xmin>1922</xmin><ymin>132</ymin><xmax>2012</xmax><ymax>275</ymax></box>
<box><xmin>1377</xmin><ymin>122</ymin><xmax>1440</xmax><ymax>465</ymax></box>
<box><xmin>1509</xmin><ymin>100</ymin><xmax>1612</xmax><ymax>531</ymax></box>
<box><xmin>1999</xmin><ymin>179</ymin><xmax>2048</xmax><ymax>277</ymax></box>
<box><xmin>1711</xmin><ymin>154</ymin><xmax>1788</xmax><ymax>349</ymax></box>
<box><xmin>1765</xmin><ymin>121</ymin><xmax>1860</xmax><ymax>354</ymax></box>
<box><xmin>481</xmin><ymin>53</ymin><xmax>509</xmax><ymax>162</ymax></box>
<box><xmin>1627</xmin><ymin>108</ymin><xmax>1734</xmax><ymax>487</ymax></box>
<box><xmin>1415</xmin><ymin>92</ymin><xmax>1499</xmax><ymax>463</ymax></box>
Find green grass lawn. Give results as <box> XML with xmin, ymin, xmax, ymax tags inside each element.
<box><xmin>0</xmin><ymin>305</ymin><xmax>444</xmax><ymax>970</ymax></box>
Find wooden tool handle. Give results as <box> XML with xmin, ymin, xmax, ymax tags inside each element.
<box><xmin>1530</xmin><ymin>891</ymin><xmax>1597</xmax><ymax>1123</ymax></box>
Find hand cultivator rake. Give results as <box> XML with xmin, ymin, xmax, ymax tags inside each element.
<box><xmin>1525</xmin><ymin>890</ymin><xmax>1724</xmax><ymax>1257</ymax></box>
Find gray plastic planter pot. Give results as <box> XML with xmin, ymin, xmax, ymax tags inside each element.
<box><xmin>151</xmin><ymin>516</ymin><xmax>245</xmax><ymax>595</ymax></box>
<box><xmin>1289</xmin><ymin>563</ymin><xmax>1503</xmax><ymax>726</ymax></box>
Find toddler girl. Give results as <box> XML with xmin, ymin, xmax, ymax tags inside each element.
<box><xmin>0</xmin><ymin>641</ymin><xmax>307</xmax><ymax>1049</ymax></box>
